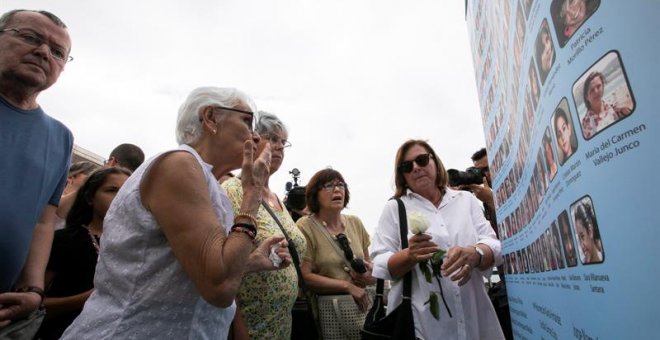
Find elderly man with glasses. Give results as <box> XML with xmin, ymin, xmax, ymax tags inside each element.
<box><xmin>0</xmin><ymin>9</ymin><xmax>74</xmax><ymax>332</ymax></box>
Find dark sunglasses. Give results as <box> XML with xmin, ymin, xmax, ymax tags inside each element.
<box><xmin>335</xmin><ymin>233</ymin><xmax>367</xmax><ymax>273</ymax></box>
<box><xmin>398</xmin><ymin>153</ymin><xmax>432</xmax><ymax>173</ymax></box>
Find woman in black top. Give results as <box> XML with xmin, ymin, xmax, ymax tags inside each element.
<box><xmin>35</xmin><ymin>167</ymin><xmax>131</xmax><ymax>339</ymax></box>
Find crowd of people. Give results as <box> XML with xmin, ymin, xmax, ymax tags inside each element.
<box><xmin>0</xmin><ymin>8</ymin><xmax>508</xmax><ymax>340</ymax></box>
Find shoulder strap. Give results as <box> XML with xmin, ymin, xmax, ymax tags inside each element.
<box><xmin>261</xmin><ymin>201</ymin><xmax>309</xmax><ymax>293</ymax></box>
<box><xmin>394</xmin><ymin>198</ymin><xmax>413</xmax><ymax>299</ymax></box>
<box><xmin>374</xmin><ymin>198</ymin><xmax>412</xmax><ymax>299</ymax></box>
<box><xmin>311</xmin><ymin>216</ymin><xmax>355</xmax><ymax>270</ymax></box>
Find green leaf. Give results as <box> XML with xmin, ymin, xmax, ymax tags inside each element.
<box><xmin>429</xmin><ymin>293</ymin><xmax>439</xmax><ymax>320</ymax></box>
<box><xmin>419</xmin><ymin>261</ymin><xmax>433</xmax><ymax>283</ymax></box>
<box><xmin>430</xmin><ymin>249</ymin><xmax>446</xmax><ymax>265</ymax></box>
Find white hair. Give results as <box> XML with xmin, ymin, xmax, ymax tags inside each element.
<box><xmin>175</xmin><ymin>86</ymin><xmax>256</xmax><ymax>145</ymax></box>
<box><xmin>255</xmin><ymin>111</ymin><xmax>288</xmax><ymax>138</ymax></box>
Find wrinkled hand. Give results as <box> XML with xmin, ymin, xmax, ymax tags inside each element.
<box><xmin>0</xmin><ymin>292</ymin><xmax>41</xmax><ymax>327</ymax></box>
<box><xmin>441</xmin><ymin>246</ymin><xmax>479</xmax><ymax>286</ymax></box>
<box><xmin>241</xmin><ymin>140</ymin><xmax>272</xmax><ymax>192</ymax></box>
<box><xmin>350</xmin><ymin>260</ymin><xmax>376</xmax><ymax>287</ymax></box>
<box><xmin>247</xmin><ymin>236</ymin><xmax>291</xmax><ymax>273</ymax></box>
<box><xmin>347</xmin><ymin>284</ymin><xmax>369</xmax><ymax>312</ymax></box>
<box><xmin>469</xmin><ymin>177</ymin><xmax>495</xmax><ymax>210</ymax></box>
<box><xmin>407</xmin><ymin>233</ymin><xmax>439</xmax><ymax>263</ymax></box>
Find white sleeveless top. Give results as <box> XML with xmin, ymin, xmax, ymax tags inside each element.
<box><xmin>62</xmin><ymin>145</ymin><xmax>236</xmax><ymax>340</ymax></box>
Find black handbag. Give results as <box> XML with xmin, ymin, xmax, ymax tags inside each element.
<box><xmin>261</xmin><ymin>202</ymin><xmax>319</xmax><ymax>340</ymax></box>
<box><xmin>360</xmin><ymin>198</ymin><xmax>416</xmax><ymax>340</ymax></box>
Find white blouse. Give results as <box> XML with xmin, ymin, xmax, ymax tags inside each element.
<box><xmin>370</xmin><ymin>188</ymin><xmax>504</xmax><ymax>340</ymax></box>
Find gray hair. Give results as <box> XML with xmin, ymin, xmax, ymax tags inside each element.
<box><xmin>0</xmin><ymin>9</ymin><xmax>68</xmax><ymax>30</ymax></box>
<box><xmin>176</xmin><ymin>86</ymin><xmax>256</xmax><ymax>145</ymax></box>
<box><xmin>255</xmin><ymin>111</ymin><xmax>288</xmax><ymax>138</ymax></box>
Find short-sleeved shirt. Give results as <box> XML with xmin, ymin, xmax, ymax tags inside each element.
<box><xmin>36</xmin><ymin>227</ymin><xmax>97</xmax><ymax>339</ymax></box>
<box><xmin>581</xmin><ymin>102</ymin><xmax>620</xmax><ymax>139</ymax></box>
<box><xmin>296</xmin><ymin>214</ymin><xmax>370</xmax><ymax>282</ymax></box>
<box><xmin>0</xmin><ymin>96</ymin><xmax>72</xmax><ymax>292</ymax></box>
<box><xmin>222</xmin><ymin>177</ymin><xmax>307</xmax><ymax>340</ymax></box>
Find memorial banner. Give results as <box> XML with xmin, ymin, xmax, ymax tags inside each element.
<box><xmin>466</xmin><ymin>1</ymin><xmax>658</xmax><ymax>338</ymax></box>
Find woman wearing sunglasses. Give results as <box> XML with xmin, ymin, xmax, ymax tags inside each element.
<box><xmin>371</xmin><ymin>139</ymin><xmax>504</xmax><ymax>339</ymax></box>
<box><xmin>296</xmin><ymin>168</ymin><xmax>375</xmax><ymax>339</ymax></box>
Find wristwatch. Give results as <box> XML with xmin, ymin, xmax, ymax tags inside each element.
<box><xmin>474</xmin><ymin>245</ymin><xmax>484</xmax><ymax>267</ymax></box>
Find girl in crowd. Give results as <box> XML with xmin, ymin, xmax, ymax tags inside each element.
<box><xmin>296</xmin><ymin>168</ymin><xmax>375</xmax><ymax>339</ymax></box>
<box><xmin>222</xmin><ymin>111</ymin><xmax>306</xmax><ymax>339</ymax></box>
<box><xmin>371</xmin><ymin>139</ymin><xmax>504</xmax><ymax>339</ymax></box>
<box><xmin>36</xmin><ymin>167</ymin><xmax>131</xmax><ymax>339</ymax></box>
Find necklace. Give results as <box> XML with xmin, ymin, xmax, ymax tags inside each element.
<box><xmin>85</xmin><ymin>226</ymin><xmax>100</xmax><ymax>255</ymax></box>
<box><xmin>315</xmin><ymin>215</ymin><xmax>344</xmax><ymax>235</ymax></box>
<box><xmin>263</xmin><ymin>189</ymin><xmax>281</xmax><ymax>210</ymax></box>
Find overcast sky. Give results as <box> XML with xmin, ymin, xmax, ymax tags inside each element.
<box><xmin>5</xmin><ymin>0</ymin><xmax>486</xmax><ymax>234</ymax></box>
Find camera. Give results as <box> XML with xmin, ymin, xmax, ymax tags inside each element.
<box><xmin>335</xmin><ymin>233</ymin><xmax>367</xmax><ymax>273</ymax></box>
<box><xmin>447</xmin><ymin>167</ymin><xmax>484</xmax><ymax>187</ymax></box>
<box><xmin>284</xmin><ymin>168</ymin><xmax>306</xmax><ymax>221</ymax></box>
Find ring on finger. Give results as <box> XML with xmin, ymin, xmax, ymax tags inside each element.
<box><xmin>463</xmin><ymin>263</ymin><xmax>471</xmax><ymax>270</ymax></box>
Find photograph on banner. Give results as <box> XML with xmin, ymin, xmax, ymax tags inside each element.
<box><xmin>570</xmin><ymin>195</ymin><xmax>604</xmax><ymax>265</ymax></box>
<box><xmin>552</xmin><ymin>98</ymin><xmax>579</xmax><ymax>166</ymax></box>
<box><xmin>535</xmin><ymin>19</ymin><xmax>556</xmax><ymax>84</ymax></box>
<box><xmin>550</xmin><ymin>0</ymin><xmax>601</xmax><ymax>47</ymax></box>
<box><xmin>573</xmin><ymin>50</ymin><xmax>636</xmax><ymax>140</ymax></box>
<box><xmin>522</xmin><ymin>0</ymin><xmax>534</xmax><ymax>19</ymax></box>
<box><xmin>557</xmin><ymin>210</ymin><xmax>578</xmax><ymax>268</ymax></box>
<box><xmin>551</xmin><ymin>221</ymin><xmax>566</xmax><ymax>269</ymax></box>
<box><xmin>513</xmin><ymin>2</ymin><xmax>526</xmax><ymax>69</ymax></box>
<box><xmin>528</xmin><ymin>60</ymin><xmax>541</xmax><ymax>110</ymax></box>
<box><xmin>542</xmin><ymin>127</ymin><xmax>558</xmax><ymax>183</ymax></box>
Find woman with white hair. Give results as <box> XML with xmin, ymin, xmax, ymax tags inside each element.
<box><xmin>62</xmin><ymin>87</ymin><xmax>291</xmax><ymax>339</ymax></box>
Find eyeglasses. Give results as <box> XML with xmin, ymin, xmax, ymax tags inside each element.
<box><xmin>261</xmin><ymin>134</ymin><xmax>291</xmax><ymax>148</ymax></box>
<box><xmin>1</xmin><ymin>28</ymin><xmax>73</xmax><ymax>63</ymax></box>
<box><xmin>321</xmin><ymin>181</ymin><xmax>346</xmax><ymax>192</ymax></box>
<box><xmin>209</xmin><ymin>105</ymin><xmax>255</xmax><ymax>131</ymax></box>
<box><xmin>398</xmin><ymin>153</ymin><xmax>432</xmax><ymax>173</ymax></box>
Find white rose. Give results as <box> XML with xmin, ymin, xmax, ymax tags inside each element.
<box><xmin>408</xmin><ymin>211</ymin><xmax>429</xmax><ymax>234</ymax></box>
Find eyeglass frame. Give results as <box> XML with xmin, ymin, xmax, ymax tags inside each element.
<box><xmin>397</xmin><ymin>153</ymin><xmax>433</xmax><ymax>174</ymax></box>
<box><xmin>320</xmin><ymin>181</ymin><xmax>346</xmax><ymax>192</ymax></box>
<box><xmin>260</xmin><ymin>133</ymin><xmax>291</xmax><ymax>148</ymax></box>
<box><xmin>0</xmin><ymin>28</ymin><xmax>73</xmax><ymax>63</ymax></box>
<box><xmin>200</xmin><ymin>105</ymin><xmax>256</xmax><ymax>131</ymax></box>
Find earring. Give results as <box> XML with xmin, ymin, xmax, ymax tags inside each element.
<box><xmin>212</xmin><ymin>128</ymin><xmax>217</xmax><ymax>135</ymax></box>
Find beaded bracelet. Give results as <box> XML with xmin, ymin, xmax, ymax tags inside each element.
<box><xmin>15</xmin><ymin>286</ymin><xmax>45</xmax><ymax>303</ymax></box>
<box><xmin>230</xmin><ymin>223</ymin><xmax>257</xmax><ymax>242</ymax></box>
<box><xmin>232</xmin><ymin>222</ymin><xmax>257</xmax><ymax>236</ymax></box>
<box><xmin>234</xmin><ymin>213</ymin><xmax>258</xmax><ymax>228</ymax></box>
